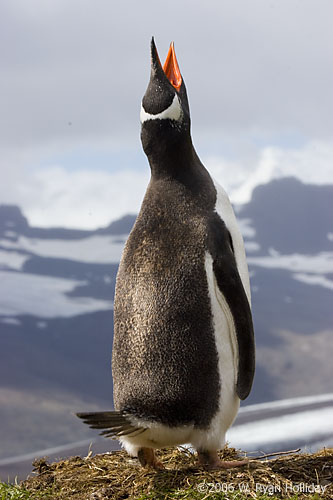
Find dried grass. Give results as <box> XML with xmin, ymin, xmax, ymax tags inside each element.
<box><xmin>21</xmin><ymin>446</ymin><xmax>333</xmax><ymax>499</ymax></box>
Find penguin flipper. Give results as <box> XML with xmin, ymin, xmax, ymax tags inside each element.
<box><xmin>76</xmin><ymin>411</ymin><xmax>147</xmax><ymax>439</ymax></box>
<box><xmin>207</xmin><ymin>213</ymin><xmax>255</xmax><ymax>400</ymax></box>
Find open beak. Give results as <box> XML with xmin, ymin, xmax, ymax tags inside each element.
<box><xmin>163</xmin><ymin>42</ymin><xmax>182</xmax><ymax>92</ymax></box>
<box><xmin>151</xmin><ymin>38</ymin><xmax>183</xmax><ymax>92</ymax></box>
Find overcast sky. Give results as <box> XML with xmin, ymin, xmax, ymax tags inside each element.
<box><xmin>1</xmin><ymin>0</ymin><xmax>333</xmax><ymax>228</ymax></box>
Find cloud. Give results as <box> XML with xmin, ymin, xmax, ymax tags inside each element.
<box><xmin>2</xmin><ymin>164</ymin><xmax>149</xmax><ymax>229</ymax></box>
<box><xmin>1</xmin><ymin>0</ymin><xmax>333</xmax><ymax>151</ymax></box>
<box><xmin>1</xmin><ymin>1</ymin><xmax>333</xmax><ymax>228</ymax></box>
<box><xmin>206</xmin><ymin>140</ymin><xmax>333</xmax><ymax>205</ymax></box>
<box><xmin>0</xmin><ymin>139</ymin><xmax>331</xmax><ymax>230</ymax></box>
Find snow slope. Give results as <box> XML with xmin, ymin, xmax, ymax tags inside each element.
<box><xmin>0</xmin><ymin>271</ymin><xmax>111</xmax><ymax>318</ymax></box>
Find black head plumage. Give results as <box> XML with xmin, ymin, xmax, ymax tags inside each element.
<box><xmin>140</xmin><ymin>38</ymin><xmax>192</xmax><ymax>163</ymax></box>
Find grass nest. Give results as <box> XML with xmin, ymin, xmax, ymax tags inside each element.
<box><xmin>22</xmin><ymin>446</ymin><xmax>333</xmax><ymax>499</ymax></box>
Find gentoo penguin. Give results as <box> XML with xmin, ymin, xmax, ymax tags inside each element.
<box><xmin>77</xmin><ymin>38</ymin><xmax>255</xmax><ymax>470</ymax></box>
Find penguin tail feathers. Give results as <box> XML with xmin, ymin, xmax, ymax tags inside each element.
<box><xmin>76</xmin><ymin>411</ymin><xmax>147</xmax><ymax>439</ymax></box>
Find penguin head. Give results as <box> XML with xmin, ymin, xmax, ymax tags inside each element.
<box><xmin>140</xmin><ymin>38</ymin><xmax>191</xmax><ymax>160</ymax></box>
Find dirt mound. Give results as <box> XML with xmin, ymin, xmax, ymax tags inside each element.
<box><xmin>22</xmin><ymin>447</ymin><xmax>333</xmax><ymax>499</ymax></box>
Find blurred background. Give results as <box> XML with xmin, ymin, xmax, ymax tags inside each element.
<box><xmin>0</xmin><ymin>0</ymin><xmax>332</xmax><ymax>479</ymax></box>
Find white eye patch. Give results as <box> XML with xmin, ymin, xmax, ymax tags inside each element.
<box><xmin>140</xmin><ymin>94</ymin><xmax>182</xmax><ymax>124</ymax></box>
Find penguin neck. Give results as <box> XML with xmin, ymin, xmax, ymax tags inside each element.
<box><xmin>147</xmin><ymin>135</ymin><xmax>197</xmax><ymax>181</ymax></box>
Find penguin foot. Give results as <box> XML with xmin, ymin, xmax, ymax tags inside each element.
<box><xmin>137</xmin><ymin>447</ymin><xmax>165</xmax><ymax>470</ymax></box>
<box><xmin>197</xmin><ymin>450</ymin><xmax>249</xmax><ymax>470</ymax></box>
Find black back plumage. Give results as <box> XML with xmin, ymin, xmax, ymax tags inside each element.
<box><xmin>77</xmin><ymin>39</ymin><xmax>255</xmax><ymax>436</ymax></box>
<box><xmin>113</xmin><ymin>158</ymin><xmax>221</xmax><ymax>427</ymax></box>
<box><xmin>112</xmin><ymin>39</ymin><xmax>254</xmax><ymax>428</ymax></box>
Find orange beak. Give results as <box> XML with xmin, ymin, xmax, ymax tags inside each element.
<box><xmin>163</xmin><ymin>42</ymin><xmax>182</xmax><ymax>92</ymax></box>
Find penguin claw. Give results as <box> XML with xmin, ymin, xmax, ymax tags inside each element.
<box><xmin>197</xmin><ymin>450</ymin><xmax>249</xmax><ymax>470</ymax></box>
<box><xmin>137</xmin><ymin>447</ymin><xmax>165</xmax><ymax>470</ymax></box>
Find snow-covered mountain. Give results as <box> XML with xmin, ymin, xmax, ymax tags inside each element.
<box><xmin>0</xmin><ymin>177</ymin><xmax>332</xmax><ymax>460</ymax></box>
